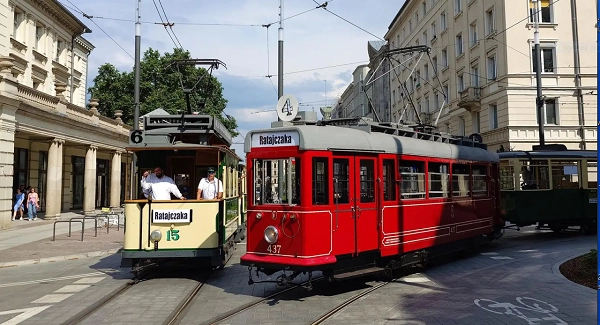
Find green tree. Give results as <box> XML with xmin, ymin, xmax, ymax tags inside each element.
<box><xmin>88</xmin><ymin>47</ymin><xmax>238</xmax><ymax>137</ymax></box>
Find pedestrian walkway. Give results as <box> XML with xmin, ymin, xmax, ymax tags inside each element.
<box><xmin>0</xmin><ymin>211</ymin><xmax>124</xmax><ymax>268</ymax></box>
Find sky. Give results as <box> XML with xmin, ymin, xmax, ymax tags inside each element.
<box><xmin>62</xmin><ymin>0</ymin><xmax>402</xmax><ymax>155</ymax></box>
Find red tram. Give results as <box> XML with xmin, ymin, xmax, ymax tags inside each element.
<box><xmin>241</xmin><ymin>117</ymin><xmax>504</xmax><ymax>285</ymax></box>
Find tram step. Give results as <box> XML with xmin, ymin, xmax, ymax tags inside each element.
<box><xmin>333</xmin><ymin>267</ymin><xmax>386</xmax><ymax>280</ymax></box>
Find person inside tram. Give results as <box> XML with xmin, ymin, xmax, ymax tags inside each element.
<box><xmin>140</xmin><ymin>166</ymin><xmax>186</xmax><ymax>200</ymax></box>
<box><xmin>521</xmin><ymin>166</ymin><xmax>537</xmax><ymax>190</ymax></box>
<box><xmin>196</xmin><ymin>167</ymin><xmax>224</xmax><ymax>200</ymax></box>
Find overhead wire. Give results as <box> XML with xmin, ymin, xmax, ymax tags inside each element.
<box><xmin>312</xmin><ymin>0</ymin><xmax>384</xmax><ymax>41</ymax></box>
<box><xmin>152</xmin><ymin>0</ymin><xmax>183</xmax><ymax>50</ymax></box>
<box><xmin>57</xmin><ymin>1</ymin><xmax>134</xmax><ymax>59</ymax></box>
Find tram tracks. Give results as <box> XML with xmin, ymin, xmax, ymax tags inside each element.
<box><xmin>309</xmin><ymin>281</ymin><xmax>390</xmax><ymax>325</ymax></box>
<box><xmin>63</xmin><ymin>267</ymin><xmax>211</xmax><ymax>325</ymax></box>
<box><xmin>199</xmin><ymin>276</ymin><xmax>326</xmax><ymax>325</ymax></box>
<box><xmin>63</xmin><ymin>267</ymin><xmax>156</xmax><ymax>325</ymax></box>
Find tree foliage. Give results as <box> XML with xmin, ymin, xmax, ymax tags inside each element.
<box><xmin>88</xmin><ymin>48</ymin><xmax>238</xmax><ymax>137</ymax></box>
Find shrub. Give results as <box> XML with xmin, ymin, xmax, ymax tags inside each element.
<box><xmin>583</xmin><ymin>249</ymin><xmax>597</xmax><ymax>266</ymax></box>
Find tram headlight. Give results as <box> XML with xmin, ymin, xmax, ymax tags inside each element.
<box><xmin>150</xmin><ymin>230</ymin><xmax>162</xmax><ymax>242</ymax></box>
<box><xmin>264</xmin><ymin>226</ymin><xmax>279</xmax><ymax>244</ymax></box>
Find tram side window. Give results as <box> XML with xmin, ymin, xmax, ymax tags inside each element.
<box><xmin>312</xmin><ymin>158</ymin><xmax>329</xmax><ymax>205</ymax></box>
<box><xmin>587</xmin><ymin>162</ymin><xmax>597</xmax><ymax>189</ymax></box>
<box><xmin>333</xmin><ymin>159</ymin><xmax>350</xmax><ymax>204</ymax></box>
<box><xmin>520</xmin><ymin>160</ymin><xmax>549</xmax><ymax>190</ymax></box>
<box><xmin>500</xmin><ymin>162</ymin><xmax>515</xmax><ymax>190</ymax></box>
<box><xmin>383</xmin><ymin>159</ymin><xmax>397</xmax><ymax>201</ymax></box>
<box><xmin>472</xmin><ymin>165</ymin><xmax>487</xmax><ymax>196</ymax></box>
<box><xmin>253</xmin><ymin>158</ymin><xmax>301</xmax><ymax>205</ymax></box>
<box><xmin>399</xmin><ymin>160</ymin><xmax>426</xmax><ymax>199</ymax></box>
<box><xmin>551</xmin><ymin>161</ymin><xmax>579</xmax><ymax>189</ymax></box>
<box><xmin>359</xmin><ymin>160</ymin><xmax>375</xmax><ymax>203</ymax></box>
<box><xmin>451</xmin><ymin>164</ymin><xmax>470</xmax><ymax>197</ymax></box>
<box><xmin>429</xmin><ymin>162</ymin><xmax>450</xmax><ymax>198</ymax></box>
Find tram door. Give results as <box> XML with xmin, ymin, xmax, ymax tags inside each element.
<box><xmin>333</xmin><ymin>156</ymin><xmax>379</xmax><ymax>256</ymax></box>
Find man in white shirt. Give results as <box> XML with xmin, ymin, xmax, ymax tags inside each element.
<box><xmin>141</xmin><ymin>166</ymin><xmax>186</xmax><ymax>200</ymax></box>
<box><xmin>196</xmin><ymin>167</ymin><xmax>224</xmax><ymax>200</ymax></box>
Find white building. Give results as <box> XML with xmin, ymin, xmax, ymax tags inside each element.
<box><xmin>384</xmin><ymin>0</ymin><xmax>596</xmax><ymax>152</ymax></box>
<box><xmin>0</xmin><ymin>0</ymin><xmax>132</xmax><ymax>230</ymax></box>
<box><xmin>335</xmin><ymin>65</ymin><xmax>372</xmax><ymax>119</ymax></box>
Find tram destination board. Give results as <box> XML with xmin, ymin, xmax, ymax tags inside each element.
<box><xmin>128</xmin><ymin>130</ymin><xmax>171</xmax><ymax>146</ymax></box>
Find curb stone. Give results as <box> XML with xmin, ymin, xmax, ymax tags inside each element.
<box><xmin>0</xmin><ymin>247</ymin><xmax>123</xmax><ymax>268</ymax></box>
<box><xmin>550</xmin><ymin>247</ymin><xmax>597</xmax><ymax>293</ymax></box>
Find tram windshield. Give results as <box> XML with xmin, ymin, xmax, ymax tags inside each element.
<box><xmin>253</xmin><ymin>158</ymin><xmax>301</xmax><ymax>205</ymax></box>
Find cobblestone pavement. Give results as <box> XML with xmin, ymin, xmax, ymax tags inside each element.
<box><xmin>0</xmin><ymin>227</ymin><xmax>594</xmax><ymax>325</ymax></box>
<box><xmin>177</xmin><ymin>242</ymin><xmax>322</xmax><ymax>325</ymax></box>
<box><xmin>0</xmin><ymin>227</ymin><xmax>123</xmax><ymax>265</ymax></box>
<box><xmin>320</xmin><ymin>229</ymin><xmax>597</xmax><ymax>325</ymax></box>
<box><xmin>0</xmin><ymin>253</ymin><xmax>131</xmax><ymax>325</ymax></box>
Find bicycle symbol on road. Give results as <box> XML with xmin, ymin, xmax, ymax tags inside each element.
<box><xmin>474</xmin><ymin>297</ymin><xmax>568</xmax><ymax>325</ymax></box>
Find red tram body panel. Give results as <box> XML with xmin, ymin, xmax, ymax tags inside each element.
<box><xmin>241</xmin><ymin>119</ymin><xmax>504</xmax><ymax>282</ymax></box>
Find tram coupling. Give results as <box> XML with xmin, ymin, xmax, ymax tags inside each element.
<box><xmin>247</xmin><ymin>266</ymin><xmax>314</xmax><ymax>290</ymax></box>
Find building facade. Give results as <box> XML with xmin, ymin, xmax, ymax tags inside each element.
<box><xmin>334</xmin><ymin>64</ymin><xmax>372</xmax><ymax>119</ymax></box>
<box><xmin>0</xmin><ymin>0</ymin><xmax>132</xmax><ymax>230</ymax></box>
<box><xmin>365</xmin><ymin>41</ymin><xmax>391</xmax><ymax>122</ymax></box>
<box><xmin>384</xmin><ymin>0</ymin><xmax>596</xmax><ymax>152</ymax></box>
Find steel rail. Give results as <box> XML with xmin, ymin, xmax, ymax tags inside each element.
<box><xmin>200</xmin><ymin>276</ymin><xmax>325</xmax><ymax>325</ymax></box>
<box><xmin>308</xmin><ymin>281</ymin><xmax>390</xmax><ymax>325</ymax></box>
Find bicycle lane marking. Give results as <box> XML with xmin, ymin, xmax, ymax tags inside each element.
<box><xmin>474</xmin><ymin>297</ymin><xmax>568</xmax><ymax>325</ymax></box>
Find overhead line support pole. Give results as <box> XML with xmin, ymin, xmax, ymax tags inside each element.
<box><xmin>533</xmin><ymin>0</ymin><xmax>545</xmax><ymax>146</ymax></box>
<box><xmin>131</xmin><ymin>0</ymin><xmax>142</xmax><ymax>200</ymax></box>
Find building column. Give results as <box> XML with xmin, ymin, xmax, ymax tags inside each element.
<box><xmin>110</xmin><ymin>151</ymin><xmax>122</xmax><ymax>208</ymax></box>
<box><xmin>0</xmin><ymin>117</ymin><xmax>16</xmax><ymax>230</ymax></box>
<box><xmin>44</xmin><ymin>138</ymin><xmax>63</xmax><ymax>220</ymax></box>
<box><xmin>83</xmin><ymin>145</ymin><xmax>97</xmax><ymax>215</ymax></box>
<box><xmin>44</xmin><ymin>139</ymin><xmax>65</xmax><ymax>220</ymax></box>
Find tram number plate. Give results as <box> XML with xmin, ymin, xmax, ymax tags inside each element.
<box><xmin>166</xmin><ymin>229</ymin><xmax>180</xmax><ymax>241</ymax></box>
<box><xmin>267</xmin><ymin>244</ymin><xmax>281</xmax><ymax>254</ymax></box>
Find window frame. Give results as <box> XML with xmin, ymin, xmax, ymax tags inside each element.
<box><xmin>456</xmin><ymin>33</ymin><xmax>463</xmax><ymax>56</ymax></box>
<box><xmin>312</xmin><ymin>157</ymin><xmax>329</xmax><ymax>206</ymax></box>
<box><xmin>536</xmin><ymin>98</ymin><xmax>558</xmax><ymax>125</ymax></box>
<box><xmin>428</xmin><ymin>161</ymin><xmax>450</xmax><ymax>198</ymax></box>
<box><xmin>451</xmin><ymin>163</ymin><xmax>471</xmax><ymax>198</ymax></box>
<box><xmin>399</xmin><ymin>158</ymin><xmax>427</xmax><ymax>200</ymax></box>
<box><xmin>487</xmin><ymin>54</ymin><xmax>497</xmax><ymax>81</ymax></box>
<box><xmin>485</xmin><ymin>6</ymin><xmax>496</xmax><ymax>35</ymax></box>
<box><xmin>383</xmin><ymin>159</ymin><xmax>397</xmax><ymax>202</ymax></box>
<box><xmin>529</xmin><ymin>0</ymin><xmax>553</xmax><ymax>24</ymax></box>
<box><xmin>531</xmin><ymin>46</ymin><xmax>556</xmax><ymax>74</ymax></box>
<box><xmin>489</xmin><ymin>104</ymin><xmax>499</xmax><ymax>129</ymax></box>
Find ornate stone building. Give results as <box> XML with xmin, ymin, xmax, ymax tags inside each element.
<box><xmin>0</xmin><ymin>0</ymin><xmax>132</xmax><ymax>230</ymax></box>
<box><xmin>384</xmin><ymin>0</ymin><xmax>596</xmax><ymax>152</ymax></box>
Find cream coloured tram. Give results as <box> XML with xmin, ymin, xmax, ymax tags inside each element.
<box><xmin>121</xmin><ymin>114</ymin><xmax>246</xmax><ymax>272</ymax></box>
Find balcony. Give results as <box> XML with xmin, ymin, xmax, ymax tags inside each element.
<box><xmin>458</xmin><ymin>87</ymin><xmax>482</xmax><ymax>111</ymax></box>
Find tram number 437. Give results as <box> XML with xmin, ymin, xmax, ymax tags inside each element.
<box><xmin>267</xmin><ymin>244</ymin><xmax>281</xmax><ymax>254</ymax></box>
<box><xmin>166</xmin><ymin>229</ymin><xmax>180</xmax><ymax>241</ymax></box>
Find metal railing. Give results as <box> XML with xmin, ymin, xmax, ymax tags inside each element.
<box><xmin>50</xmin><ymin>207</ymin><xmax>125</xmax><ymax>241</ymax></box>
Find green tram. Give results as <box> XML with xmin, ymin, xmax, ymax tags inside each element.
<box><xmin>121</xmin><ymin>114</ymin><xmax>247</xmax><ymax>271</ymax></box>
<box><xmin>498</xmin><ymin>145</ymin><xmax>597</xmax><ymax>234</ymax></box>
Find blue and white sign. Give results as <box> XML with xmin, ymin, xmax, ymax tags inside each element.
<box><xmin>152</xmin><ymin>209</ymin><xmax>192</xmax><ymax>223</ymax></box>
<box><xmin>251</xmin><ymin>131</ymin><xmax>300</xmax><ymax>148</ymax></box>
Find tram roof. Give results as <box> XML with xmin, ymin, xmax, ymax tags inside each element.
<box><xmin>127</xmin><ymin>144</ymin><xmax>242</xmax><ymax>161</ymax></box>
<box><xmin>245</xmin><ymin>124</ymin><xmax>499</xmax><ymax>163</ymax></box>
<box><xmin>498</xmin><ymin>150</ymin><xmax>597</xmax><ymax>160</ymax></box>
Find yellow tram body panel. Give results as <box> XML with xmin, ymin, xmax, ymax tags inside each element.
<box><xmin>124</xmin><ymin>200</ymin><xmax>220</xmax><ymax>251</ymax></box>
